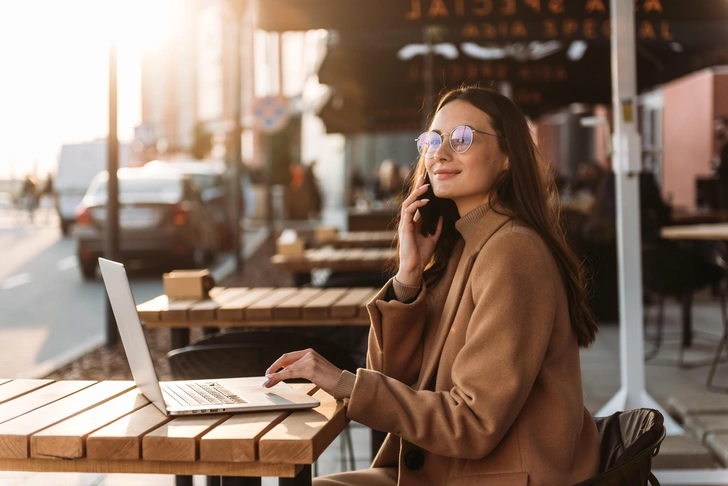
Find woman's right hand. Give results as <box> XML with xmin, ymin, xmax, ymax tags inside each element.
<box><xmin>396</xmin><ymin>175</ymin><xmax>443</xmax><ymax>286</ymax></box>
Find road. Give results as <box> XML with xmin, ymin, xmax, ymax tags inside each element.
<box><xmin>0</xmin><ymin>209</ymin><xmax>163</xmax><ymax>378</ymax></box>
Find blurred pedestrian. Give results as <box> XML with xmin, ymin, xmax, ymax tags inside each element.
<box><xmin>21</xmin><ymin>175</ymin><xmax>39</xmax><ymax>224</ymax></box>
<box><xmin>263</xmin><ymin>87</ymin><xmax>600</xmax><ymax>485</ymax></box>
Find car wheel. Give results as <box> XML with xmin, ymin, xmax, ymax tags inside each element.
<box><xmin>79</xmin><ymin>259</ymin><xmax>96</xmax><ymax>280</ymax></box>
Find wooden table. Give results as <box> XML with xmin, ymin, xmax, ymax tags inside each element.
<box><xmin>271</xmin><ymin>248</ymin><xmax>395</xmax><ymax>286</ymax></box>
<box><xmin>660</xmin><ymin>223</ymin><xmax>728</xmax><ymax>348</ymax></box>
<box><xmin>318</xmin><ymin>231</ymin><xmax>395</xmax><ymax>249</ymax></box>
<box><xmin>0</xmin><ymin>379</ymin><xmax>345</xmax><ymax>486</ymax></box>
<box><xmin>137</xmin><ymin>287</ymin><xmax>378</xmax><ymax>349</ymax></box>
<box><xmin>660</xmin><ymin>223</ymin><xmax>728</xmax><ymax>241</ymax></box>
<box><xmin>347</xmin><ymin>207</ymin><xmax>398</xmax><ymax>232</ymax></box>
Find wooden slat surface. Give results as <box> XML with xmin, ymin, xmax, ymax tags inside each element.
<box><xmin>325</xmin><ymin>231</ymin><xmax>395</xmax><ymax>248</ymax></box>
<box><xmin>270</xmin><ymin>248</ymin><xmax>395</xmax><ymax>273</ymax></box>
<box><xmin>302</xmin><ymin>288</ymin><xmax>350</xmax><ymax>320</ymax></box>
<box><xmin>136</xmin><ymin>295</ymin><xmax>168</xmax><ymax>322</ymax></box>
<box><xmin>331</xmin><ymin>288</ymin><xmax>378</xmax><ymax>318</ymax></box>
<box><xmin>245</xmin><ymin>287</ymin><xmax>299</xmax><ymax>321</ymax></box>
<box><xmin>0</xmin><ymin>381</ymin><xmax>96</xmax><ymax>425</ymax></box>
<box><xmin>661</xmin><ymin>223</ymin><xmax>728</xmax><ymax>241</ymax></box>
<box><xmin>31</xmin><ymin>386</ymin><xmax>148</xmax><ymax>459</ymax></box>
<box><xmin>0</xmin><ymin>381</ymin><xmax>344</xmax><ymax>478</ymax></box>
<box><xmin>87</xmin><ymin>403</ymin><xmax>170</xmax><ymax>460</ymax></box>
<box><xmin>198</xmin><ymin>384</ymin><xmax>318</xmax><ymax>463</ymax></box>
<box><xmin>143</xmin><ymin>414</ymin><xmax>231</xmax><ymax>462</ymax></box>
<box><xmin>0</xmin><ymin>381</ymin><xmax>132</xmax><ymax>459</ymax></box>
<box><xmin>258</xmin><ymin>389</ymin><xmax>347</xmax><ymax>464</ymax></box>
<box><xmin>217</xmin><ymin>288</ymin><xmax>275</xmax><ymax>321</ymax></box>
<box><xmin>0</xmin><ymin>379</ymin><xmax>53</xmax><ymax>404</ymax></box>
<box><xmin>137</xmin><ymin>287</ymin><xmax>377</xmax><ymax>327</ymax></box>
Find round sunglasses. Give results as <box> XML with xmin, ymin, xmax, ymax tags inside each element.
<box><xmin>415</xmin><ymin>125</ymin><xmax>501</xmax><ymax>158</ymax></box>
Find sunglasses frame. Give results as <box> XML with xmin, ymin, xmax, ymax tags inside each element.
<box><xmin>415</xmin><ymin>125</ymin><xmax>501</xmax><ymax>158</ymax></box>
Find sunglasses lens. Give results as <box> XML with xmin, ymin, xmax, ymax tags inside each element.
<box><xmin>416</xmin><ymin>132</ymin><xmax>440</xmax><ymax>157</ymax></box>
<box><xmin>450</xmin><ymin>126</ymin><xmax>473</xmax><ymax>153</ymax></box>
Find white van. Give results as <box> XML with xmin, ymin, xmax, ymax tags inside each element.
<box><xmin>55</xmin><ymin>141</ymin><xmax>131</xmax><ymax>235</ymax></box>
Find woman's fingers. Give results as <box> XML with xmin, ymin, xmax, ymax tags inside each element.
<box><xmin>264</xmin><ymin>349</ymin><xmax>313</xmax><ymax>375</ymax></box>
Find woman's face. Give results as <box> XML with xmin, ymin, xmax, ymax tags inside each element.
<box><xmin>425</xmin><ymin>99</ymin><xmax>509</xmax><ymax>217</ymax></box>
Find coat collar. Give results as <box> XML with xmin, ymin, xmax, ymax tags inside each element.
<box><xmin>416</xmin><ymin>203</ymin><xmax>514</xmax><ymax>390</ymax></box>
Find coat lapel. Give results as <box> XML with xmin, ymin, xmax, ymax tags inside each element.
<box><xmin>416</xmin><ymin>208</ymin><xmax>514</xmax><ymax>390</ymax></box>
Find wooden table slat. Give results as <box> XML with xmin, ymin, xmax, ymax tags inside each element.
<box><xmin>258</xmin><ymin>389</ymin><xmax>347</xmax><ymax>464</ymax></box>
<box><xmin>31</xmin><ymin>386</ymin><xmax>148</xmax><ymax>459</ymax></box>
<box><xmin>162</xmin><ymin>298</ymin><xmax>204</xmax><ymax>322</ymax></box>
<box><xmin>244</xmin><ymin>288</ymin><xmax>300</xmax><ymax>321</ymax></box>
<box><xmin>661</xmin><ymin>223</ymin><xmax>728</xmax><ymax>241</ymax></box>
<box><xmin>0</xmin><ymin>381</ymin><xmax>96</xmax><ymax>426</ymax></box>
<box><xmin>218</xmin><ymin>288</ymin><xmax>275</xmax><ymax>321</ymax></box>
<box><xmin>302</xmin><ymin>288</ymin><xmax>350</xmax><ymax>320</ymax></box>
<box><xmin>331</xmin><ymin>288</ymin><xmax>378</xmax><ymax>318</ymax></box>
<box><xmin>136</xmin><ymin>295</ymin><xmax>168</xmax><ymax>322</ymax></box>
<box><xmin>271</xmin><ymin>288</ymin><xmax>324</xmax><ymax>320</ymax></box>
<box><xmin>87</xmin><ymin>403</ymin><xmax>170</xmax><ymax>461</ymax></box>
<box><xmin>198</xmin><ymin>383</ymin><xmax>318</xmax><ymax>463</ymax></box>
<box><xmin>143</xmin><ymin>414</ymin><xmax>232</xmax><ymax>462</ymax></box>
<box><xmin>0</xmin><ymin>380</ymin><xmax>53</xmax><ymax>405</ymax></box>
<box><xmin>189</xmin><ymin>287</ymin><xmax>248</xmax><ymax>321</ymax></box>
<box><xmin>0</xmin><ymin>381</ymin><xmax>134</xmax><ymax>459</ymax></box>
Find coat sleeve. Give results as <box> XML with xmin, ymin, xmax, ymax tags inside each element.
<box><xmin>364</xmin><ymin>277</ymin><xmax>428</xmax><ymax>386</ymax></box>
<box><xmin>347</xmin><ymin>231</ymin><xmax>558</xmax><ymax>459</ymax></box>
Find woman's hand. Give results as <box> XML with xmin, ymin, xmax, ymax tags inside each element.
<box><xmin>263</xmin><ymin>349</ymin><xmax>343</xmax><ymax>396</ymax></box>
<box><xmin>396</xmin><ymin>174</ymin><xmax>443</xmax><ymax>286</ymax></box>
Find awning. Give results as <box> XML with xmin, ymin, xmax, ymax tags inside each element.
<box><xmin>317</xmin><ymin>39</ymin><xmax>728</xmax><ymax>133</ymax></box>
<box><xmin>259</xmin><ymin>0</ymin><xmax>728</xmax><ymax>46</ymax></box>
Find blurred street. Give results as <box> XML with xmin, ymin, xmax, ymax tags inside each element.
<box><xmin>0</xmin><ymin>207</ymin><xmax>163</xmax><ymax>378</ymax></box>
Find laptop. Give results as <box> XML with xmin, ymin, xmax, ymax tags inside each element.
<box><xmin>98</xmin><ymin>258</ymin><xmax>320</xmax><ymax>416</ymax></box>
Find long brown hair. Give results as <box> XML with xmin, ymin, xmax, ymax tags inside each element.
<box><xmin>394</xmin><ymin>86</ymin><xmax>597</xmax><ymax>348</ymax></box>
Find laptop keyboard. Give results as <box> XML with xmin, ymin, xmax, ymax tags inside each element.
<box><xmin>162</xmin><ymin>382</ymin><xmax>248</xmax><ymax>407</ymax></box>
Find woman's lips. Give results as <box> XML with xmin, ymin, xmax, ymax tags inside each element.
<box><xmin>434</xmin><ymin>171</ymin><xmax>460</xmax><ymax>180</ymax></box>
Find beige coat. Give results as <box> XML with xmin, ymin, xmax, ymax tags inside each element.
<box><xmin>346</xmin><ymin>208</ymin><xmax>600</xmax><ymax>486</ymax></box>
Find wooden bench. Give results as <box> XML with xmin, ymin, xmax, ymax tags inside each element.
<box><xmin>0</xmin><ymin>379</ymin><xmax>344</xmax><ymax>486</ymax></box>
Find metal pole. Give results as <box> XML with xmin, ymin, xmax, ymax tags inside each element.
<box><xmin>105</xmin><ymin>38</ymin><xmax>120</xmax><ymax>347</ymax></box>
<box><xmin>423</xmin><ymin>26</ymin><xmax>434</xmax><ymax>125</ymax></box>
<box><xmin>598</xmin><ymin>0</ymin><xmax>681</xmax><ymax>435</ymax></box>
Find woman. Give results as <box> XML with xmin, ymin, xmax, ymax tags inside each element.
<box><xmin>263</xmin><ymin>87</ymin><xmax>600</xmax><ymax>486</ymax></box>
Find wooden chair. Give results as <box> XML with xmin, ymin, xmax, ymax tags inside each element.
<box><xmin>167</xmin><ymin>330</ymin><xmax>359</xmax><ymax>486</ymax></box>
<box><xmin>573</xmin><ymin>408</ymin><xmax>666</xmax><ymax>486</ymax></box>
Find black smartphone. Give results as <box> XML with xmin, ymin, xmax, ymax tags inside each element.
<box><xmin>417</xmin><ymin>172</ymin><xmax>442</xmax><ymax>237</ymax></box>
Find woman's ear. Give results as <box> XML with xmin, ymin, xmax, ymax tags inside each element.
<box><xmin>503</xmin><ymin>157</ymin><xmax>510</xmax><ymax>171</ymax></box>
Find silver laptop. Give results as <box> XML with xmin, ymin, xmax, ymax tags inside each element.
<box><xmin>98</xmin><ymin>258</ymin><xmax>320</xmax><ymax>416</ymax></box>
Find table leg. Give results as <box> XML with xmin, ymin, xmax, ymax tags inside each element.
<box><xmin>293</xmin><ymin>272</ymin><xmax>311</xmax><ymax>287</ymax></box>
<box><xmin>681</xmin><ymin>292</ymin><xmax>694</xmax><ymax>348</ymax></box>
<box><xmin>221</xmin><ymin>477</ymin><xmax>260</xmax><ymax>486</ymax></box>
<box><xmin>279</xmin><ymin>464</ymin><xmax>312</xmax><ymax>486</ymax></box>
<box><xmin>176</xmin><ymin>475</ymin><xmax>193</xmax><ymax>486</ymax></box>
<box><xmin>171</xmin><ymin>328</ymin><xmax>191</xmax><ymax>349</ymax></box>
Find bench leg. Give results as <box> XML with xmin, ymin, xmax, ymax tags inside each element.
<box><xmin>279</xmin><ymin>464</ymin><xmax>312</xmax><ymax>486</ymax></box>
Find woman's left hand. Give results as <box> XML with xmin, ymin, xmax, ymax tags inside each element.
<box><xmin>263</xmin><ymin>349</ymin><xmax>343</xmax><ymax>396</ymax></box>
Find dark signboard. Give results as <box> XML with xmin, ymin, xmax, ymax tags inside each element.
<box><xmin>260</xmin><ymin>0</ymin><xmax>728</xmax><ymax>45</ymax></box>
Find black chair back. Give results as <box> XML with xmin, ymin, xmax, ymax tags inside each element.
<box><xmin>573</xmin><ymin>408</ymin><xmax>666</xmax><ymax>486</ymax></box>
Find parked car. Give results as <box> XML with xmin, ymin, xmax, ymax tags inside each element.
<box><xmin>74</xmin><ymin>168</ymin><xmax>217</xmax><ymax>279</ymax></box>
<box><xmin>143</xmin><ymin>160</ymin><xmax>233</xmax><ymax>251</ymax></box>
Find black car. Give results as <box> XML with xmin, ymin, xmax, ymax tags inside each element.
<box><xmin>74</xmin><ymin>168</ymin><xmax>217</xmax><ymax>279</ymax></box>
